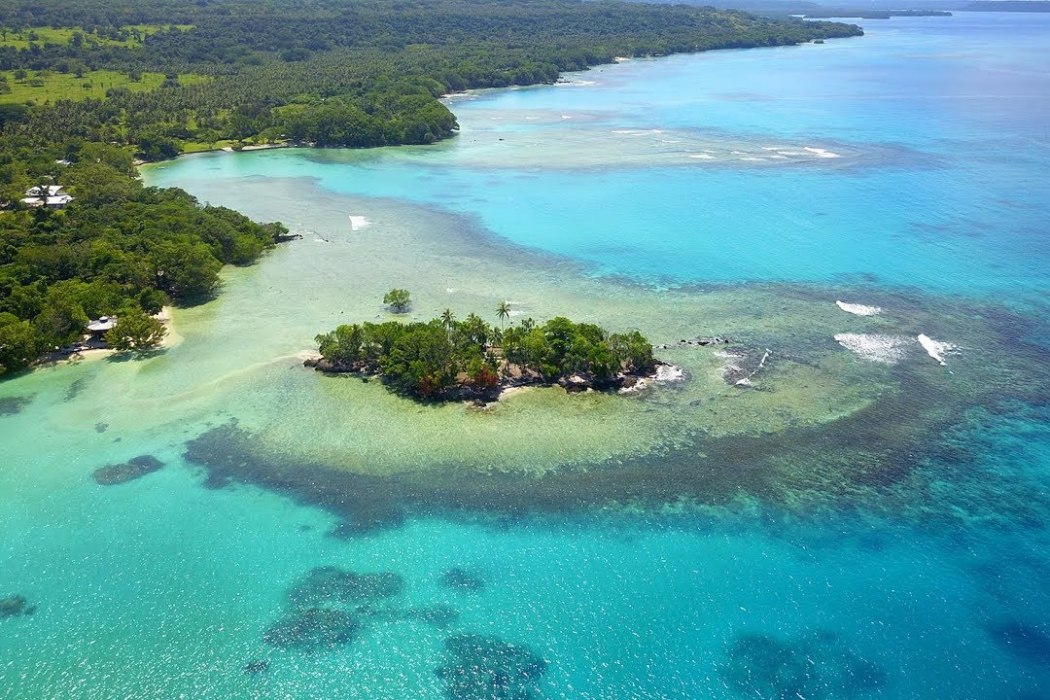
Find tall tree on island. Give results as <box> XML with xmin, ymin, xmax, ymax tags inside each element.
<box><xmin>496</xmin><ymin>301</ymin><xmax>511</xmax><ymax>331</ymax></box>
<box><xmin>383</xmin><ymin>288</ymin><xmax>411</xmax><ymax>313</ymax></box>
<box><xmin>441</xmin><ymin>308</ymin><xmax>455</xmax><ymax>336</ymax></box>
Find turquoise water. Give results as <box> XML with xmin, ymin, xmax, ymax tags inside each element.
<box><xmin>3</xmin><ymin>13</ymin><xmax>1050</xmax><ymax>699</ymax></box>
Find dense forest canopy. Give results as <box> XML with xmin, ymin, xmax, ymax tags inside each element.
<box><xmin>0</xmin><ymin>0</ymin><xmax>862</xmax><ymax>153</ymax></box>
<box><xmin>0</xmin><ymin>139</ymin><xmax>287</xmax><ymax>375</ymax></box>
<box><xmin>313</xmin><ymin>313</ymin><xmax>657</xmax><ymax>401</ymax></box>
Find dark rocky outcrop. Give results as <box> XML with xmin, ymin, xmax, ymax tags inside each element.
<box><xmin>305</xmin><ymin>356</ymin><xmax>665</xmax><ymax>404</ymax></box>
<box><xmin>93</xmin><ymin>455</ymin><xmax>165</xmax><ymax>485</ymax></box>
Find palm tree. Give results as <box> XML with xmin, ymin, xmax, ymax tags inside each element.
<box><xmin>441</xmin><ymin>308</ymin><xmax>455</xmax><ymax>337</ymax></box>
<box><xmin>496</xmin><ymin>301</ymin><xmax>511</xmax><ymax>331</ymax></box>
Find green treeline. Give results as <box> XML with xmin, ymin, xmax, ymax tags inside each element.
<box><xmin>314</xmin><ymin>314</ymin><xmax>656</xmax><ymax>401</ymax></box>
<box><xmin>0</xmin><ymin>0</ymin><xmax>862</xmax><ymax>156</ymax></box>
<box><xmin>0</xmin><ymin>140</ymin><xmax>287</xmax><ymax>375</ymax></box>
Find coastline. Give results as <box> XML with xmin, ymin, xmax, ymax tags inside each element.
<box><xmin>36</xmin><ymin>305</ymin><xmax>180</xmax><ymax>368</ymax></box>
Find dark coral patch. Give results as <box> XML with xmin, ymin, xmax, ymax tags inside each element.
<box><xmin>65</xmin><ymin>378</ymin><xmax>87</xmax><ymax>402</ymax></box>
<box><xmin>353</xmin><ymin>603</ymin><xmax>460</xmax><ymax>629</ymax></box>
<box><xmin>436</xmin><ymin>634</ymin><xmax>548</xmax><ymax>700</ymax></box>
<box><xmin>93</xmin><ymin>455</ymin><xmax>165</xmax><ymax>485</ymax></box>
<box><xmin>440</xmin><ymin>568</ymin><xmax>484</xmax><ymax>593</ymax></box>
<box><xmin>242</xmin><ymin>659</ymin><xmax>269</xmax><ymax>674</ymax></box>
<box><xmin>402</xmin><ymin>604</ymin><xmax>460</xmax><ymax>628</ymax></box>
<box><xmin>0</xmin><ymin>595</ymin><xmax>35</xmax><ymax>619</ymax></box>
<box><xmin>287</xmin><ymin>566</ymin><xmax>405</xmax><ymax>608</ymax></box>
<box><xmin>722</xmin><ymin>630</ymin><xmax>883</xmax><ymax>700</ymax></box>
<box><xmin>987</xmin><ymin>620</ymin><xmax>1050</xmax><ymax>666</ymax></box>
<box><xmin>0</xmin><ymin>395</ymin><xmax>32</xmax><ymax>416</ymax></box>
<box><xmin>262</xmin><ymin>607</ymin><xmax>358</xmax><ymax>652</ymax></box>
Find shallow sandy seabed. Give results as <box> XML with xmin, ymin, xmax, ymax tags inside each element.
<box><xmin>0</xmin><ymin>169</ymin><xmax>1011</xmax><ymax>527</ymax></box>
<box><xmin>4</xmin><ymin>165</ymin><xmax>1042</xmax><ymax>530</ymax></box>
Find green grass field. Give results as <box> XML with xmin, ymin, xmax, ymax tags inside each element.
<box><xmin>0</xmin><ymin>24</ymin><xmax>193</xmax><ymax>50</ymax></box>
<box><xmin>0</xmin><ymin>70</ymin><xmax>208</xmax><ymax>105</ymax></box>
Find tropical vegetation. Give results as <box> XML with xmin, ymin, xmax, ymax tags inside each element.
<box><xmin>312</xmin><ymin>312</ymin><xmax>657</xmax><ymax>401</ymax></box>
<box><xmin>383</xmin><ymin>288</ymin><xmax>411</xmax><ymax>314</ymax></box>
<box><xmin>0</xmin><ymin>0</ymin><xmax>861</xmax><ymax>376</ymax></box>
<box><xmin>0</xmin><ymin>0</ymin><xmax>861</xmax><ymax>158</ymax></box>
<box><xmin>0</xmin><ymin>140</ymin><xmax>287</xmax><ymax>375</ymax></box>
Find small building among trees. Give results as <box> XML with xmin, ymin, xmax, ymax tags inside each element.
<box><xmin>22</xmin><ymin>185</ymin><xmax>74</xmax><ymax>209</ymax></box>
<box><xmin>85</xmin><ymin>316</ymin><xmax>117</xmax><ymax>344</ymax></box>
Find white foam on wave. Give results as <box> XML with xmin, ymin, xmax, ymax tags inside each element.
<box><xmin>917</xmin><ymin>334</ymin><xmax>956</xmax><ymax>366</ymax></box>
<box><xmin>836</xmin><ymin>300</ymin><xmax>882</xmax><ymax>316</ymax></box>
<box><xmin>348</xmin><ymin>215</ymin><xmax>371</xmax><ymax>231</ymax></box>
<box><xmin>688</xmin><ymin>153</ymin><xmax>716</xmax><ymax>160</ymax></box>
<box><xmin>655</xmin><ymin>364</ymin><xmax>685</xmax><ymax>382</ymax></box>
<box><xmin>739</xmin><ymin>157</ymin><xmax>764</xmax><ymax>162</ymax></box>
<box><xmin>835</xmin><ymin>333</ymin><xmax>911</xmax><ymax>364</ymax></box>
<box><xmin>619</xmin><ymin>363</ymin><xmax>685</xmax><ymax>394</ymax></box>
<box><xmin>804</xmin><ymin>146</ymin><xmax>841</xmax><ymax>159</ymax></box>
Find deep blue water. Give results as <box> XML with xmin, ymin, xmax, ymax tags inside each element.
<box><xmin>2</xmin><ymin>12</ymin><xmax>1050</xmax><ymax>700</ymax></box>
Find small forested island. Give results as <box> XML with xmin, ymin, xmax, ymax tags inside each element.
<box><xmin>308</xmin><ymin>310</ymin><xmax>659</xmax><ymax>403</ymax></box>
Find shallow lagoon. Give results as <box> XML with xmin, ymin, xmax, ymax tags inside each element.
<box><xmin>2</xmin><ymin>13</ymin><xmax>1050</xmax><ymax>699</ymax></box>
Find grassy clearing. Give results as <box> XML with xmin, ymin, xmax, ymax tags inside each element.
<box><xmin>181</xmin><ymin>140</ymin><xmax>238</xmax><ymax>154</ymax></box>
<box><xmin>0</xmin><ymin>69</ymin><xmax>208</xmax><ymax>105</ymax></box>
<box><xmin>0</xmin><ymin>25</ymin><xmax>193</xmax><ymax>50</ymax></box>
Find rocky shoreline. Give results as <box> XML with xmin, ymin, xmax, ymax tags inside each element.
<box><xmin>303</xmin><ymin>356</ymin><xmax>671</xmax><ymax>404</ymax></box>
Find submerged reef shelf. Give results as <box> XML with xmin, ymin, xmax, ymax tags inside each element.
<box><xmin>177</xmin><ymin>266</ymin><xmax>1050</xmax><ymax>533</ymax></box>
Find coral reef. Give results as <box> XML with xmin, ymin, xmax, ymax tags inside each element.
<box><xmin>262</xmin><ymin>607</ymin><xmax>358</xmax><ymax>652</ymax></box>
<box><xmin>986</xmin><ymin>621</ymin><xmax>1050</xmax><ymax>665</ymax></box>
<box><xmin>436</xmin><ymin>634</ymin><xmax>548</xmax><ymax>700</ymax></box>
<box><xmin>242</xmin><ymin>659</ymin><xmax>269</xmax><ymax>674</ymax></box>
<box><xmin>440</xmin><ymin>568</ymin><xmax>484</xmax><ymax>593</ymax></box>
<box><xmin>0</xmin><ymin>595</ymin><xmax>35</xmax><ymax>619</ymax></box>
<box><xmin>721</xmin><ymin>630</ymin><xmax>883</xmax><ymax>699</ymax></box>
<box><xmin>0</xmin><ymin>395</ymin><xmax>32</xmax><ymax>416</ymax></box>
<box><xmin>93</xmin><ymin>455</ymin><xmax>165</xmax><ymax>485</ymax></box>
<box><xmin>287</xmin><ymin>566</ymin><xmax>405</xmax><ymax>608</ymax></box>
<box><xmin>401</xmin><ymin>604</ymin><xmax>460</xmax><ymax>628</ymax></box>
